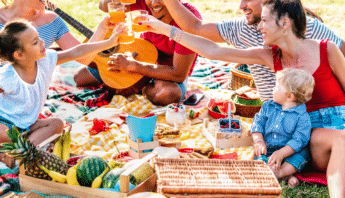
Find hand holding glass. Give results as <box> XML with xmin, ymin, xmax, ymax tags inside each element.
<box><xmin>130</xmin><ymin>10</ymin><xmax>149</xmax><ymax>33</ymax></box>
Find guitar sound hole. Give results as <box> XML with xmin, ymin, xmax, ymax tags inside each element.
<box><xmin>98</xmin><ymin>45</ymin><xmax>120</xmax><ymax>57</ymax></box>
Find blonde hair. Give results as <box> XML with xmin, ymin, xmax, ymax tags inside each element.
<box><xmin>276</xmin><ymin>68</ymin><xmax>315</xmax><ymax>104</ymax></box>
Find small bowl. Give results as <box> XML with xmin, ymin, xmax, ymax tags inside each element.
<box><xmin>208</xmin><ymin>99</ymin><xmax>235</xmax><ymax>119</ymax></box>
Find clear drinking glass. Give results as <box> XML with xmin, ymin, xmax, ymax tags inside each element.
<box><xmin>129</xmin><ymin>10</ymin><xmax>149</xmax><ymax>33</ymax></box>
<box><xmin>108</xmin><ymin>1</ymin><xmax>126</xmax><ymax>24</ymax></box>
<box><xmin>118</xmin><ymin>12</ymin><xmax>135</xmax><ymax>44</ymax></box>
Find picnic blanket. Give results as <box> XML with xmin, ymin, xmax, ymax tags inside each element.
<box><xmin>0</xmin><ymin>57</ymin><xmax>254</xmax><ymax>196</ymax></box>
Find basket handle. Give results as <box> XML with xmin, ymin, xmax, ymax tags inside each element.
<box><xmin>249</xmin><ymin>79</ymin><xmax>254</xmax><ymax>88</ymax></box>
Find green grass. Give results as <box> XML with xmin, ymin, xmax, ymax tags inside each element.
<box><xmin>51</xmin><ymin>0</ymin><xmax>337</xmax><ymax>197</ymax></box>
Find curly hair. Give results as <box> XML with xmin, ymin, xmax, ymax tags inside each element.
<box><xmin>276</xmin><ymin>68</ymin><xmax>315</xmax><ymax>104</ymax></box>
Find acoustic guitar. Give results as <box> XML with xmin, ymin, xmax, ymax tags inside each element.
<box><xmin>45</xmin><ymin>2</ymin><xmax>158</xmax><ymax>89</ymax></box>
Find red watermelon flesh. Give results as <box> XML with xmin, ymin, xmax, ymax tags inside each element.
<box><xmin>208</xmin><ymin>99</ymin><xmax>236</xmax><ymax>115</ymax></box>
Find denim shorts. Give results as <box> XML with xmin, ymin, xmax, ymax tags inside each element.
<box><xmin>88</xmin><ymin>67</ymin><xmax>188</xmax><ymax>101</ymax></box>
<box><xmin>0</xmin><ymin>115</ymin><xmax>30</xmax><ymax>133</ymax></box>
<box><xmin>308</xmin><ymin>105</ymin><xmax>345</xmax><ymax>129</ymax></box>
<box><xmin>256</xmin><ymin>145</ymin><xmax>310</xmax><ymax>172</ymax></box>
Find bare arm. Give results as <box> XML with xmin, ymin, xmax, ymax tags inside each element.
<box><xmin>56</xmin><ymin>25</ymin><xmax>123</xmax><ymax>65</ymax></box>
<box><xmin>252</xmin><ymin>132</ymin><xmax>267</xmax><ymax>157</ymax></box>
<box><xmin>162</xmin><ymin>0</ymin><xmax>224</xmax><ymax>43</ymax></box>
<box><xmin>55</xmin><ymin>15</ymin><xmax>113</xmax><ymax>65</ymax></box>
<box><xmin>340</xmin><ymin>40</ymin><xmax>345</xmax><ymax>57</ymax></box>
<box><xmin>141</xmin><ymin>17</ymin><xmax>270</xmax><ymax>66</ymax></box>
<box><xmin>328</xmin><ymin>41</ymin><xmax>345</xmax><ymax>91</ymax></box>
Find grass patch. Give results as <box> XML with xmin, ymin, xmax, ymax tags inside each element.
<box><xmin>281</xmin><ymin>181</ymin><xmax>329</xmax><ymax>198</ymax></box>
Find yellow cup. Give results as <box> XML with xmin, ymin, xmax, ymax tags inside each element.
<box><xmin>108</xmin><ymin>2</ymin><xmax>126</xmax><ymax>23</ymax></box>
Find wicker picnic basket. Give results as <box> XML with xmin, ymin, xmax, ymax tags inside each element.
<box><xmin>229</xmin><ymin>64</ymin><xmax>256</xmax><ymax>91</ymax></box>
<box><xmin>232</xmin><ymin>93</ymin><xmax>262</xmax><ymax>118</ymax></box>
<box><xmin>234</xmin><ymin>103</ymin><xmax>261</xmax><ymax>118</ymax></box>
<box><xmin>154</xmin><ymin>158</ymin><xmax>281</xmax><ymax>197</ymax></box>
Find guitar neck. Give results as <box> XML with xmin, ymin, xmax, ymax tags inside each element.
<box><xmin>54</xmin><ymin>8</ymin><xmax>94</xmax><ymax>39</ymax></box>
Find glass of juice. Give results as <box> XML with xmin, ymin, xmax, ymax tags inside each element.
<box><xmin>120</xmin><ymin>0</ymin><xmax>136</xmax><ymax>5</ymax></box>
<box><xmin>118</xmin><ymin>30</ymin><xmax>135</xmax><ymax>44</ymax></box>
<box><xmin>118</xmin><ymin>13</ymin><xmax>135</xmax><ymax>44</ymax></box>
<box><xmin>108</xmin><ymin>1</ymin><xmax>126</xmax><ymax>23</ymax></box>
<box><xmin>130</xmin><ymin>10</ymin><xmax>149</xmax><ymax>33</ymax></box>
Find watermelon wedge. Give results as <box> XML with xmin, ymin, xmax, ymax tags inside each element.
<box><xmin>208</xmin><ymin>99</ymin><xmax>236</xmax><ymax>119</ymax></box>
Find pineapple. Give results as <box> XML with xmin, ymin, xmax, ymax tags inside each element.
<box><xmin>0</xmin><ymin>127</ymin><xmax>68</xmax><ymax>180</ymax></box>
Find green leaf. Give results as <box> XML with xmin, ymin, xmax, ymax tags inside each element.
<box><xmin>7</xmin><ymin>127</ymin><xmax>20</xmax><ymax>143</ymax></box>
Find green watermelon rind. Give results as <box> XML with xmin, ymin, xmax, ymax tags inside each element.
<box><xmin>102</xmin><ymin>168</ymin><xmax>125</xmax><ymax>189</ymax></box>
<box><xmin>76</xmin><ymin>156</ymin><xmax>108</xmax><ymax>187</ymax></box>
<box><xmin>233</xmin><ymin>95</ymin><xmax>263</xmax><ymax>106</ymax></box>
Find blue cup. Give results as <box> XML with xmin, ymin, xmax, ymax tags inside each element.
<box><xmin>126</xmin><ymin>115</ymin><xmax>157</xmax><ymax>142</ymax></box>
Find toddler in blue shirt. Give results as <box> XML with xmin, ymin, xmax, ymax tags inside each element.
<box><xmin>251</xmin><ymin>68</ymin><xmax>315</xmax><ymax>187</ymax></box>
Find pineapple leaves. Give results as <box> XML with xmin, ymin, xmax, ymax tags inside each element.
<box><xmin>7</xmin><ymin>127</ymin><xmax>21</xmax><ymax>143</ymax></box>
<box><xmin>0</xmin><ymin>142</ymin><xmax>15</xmax><ymax>151</ymax></box>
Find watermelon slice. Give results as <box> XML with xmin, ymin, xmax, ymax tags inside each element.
<box><xmin>208</xmin><ymin>99</ymin><xmax>236</xmax><ymax>119</ymax></box>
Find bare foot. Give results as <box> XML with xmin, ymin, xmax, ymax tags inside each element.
<box><xmin>287</xmin><ymin>175</ymin><xmax>300</xmax><ymax>187</ymax></box>
<box><xmin>269</xmin><ymin>163</ymin><xmax>281</xmax><ymax>178</ymax></box>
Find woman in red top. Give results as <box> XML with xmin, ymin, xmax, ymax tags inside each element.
<box><xmin>136</xmin><ymin>0</ymin><xmax>345</xmax><ymax>196</ymax></box>
<box><xmin>74</xmin><ymin>0</ymin><xmax>201</xmax><ymax>106</ymax></box>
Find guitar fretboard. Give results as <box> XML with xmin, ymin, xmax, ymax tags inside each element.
<box><xmin>54</xmin><ymin>8</ymin><xmax>94</xmax><ymax>39</ymax></box>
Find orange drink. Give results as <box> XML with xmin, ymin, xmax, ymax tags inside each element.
<box><xmin>129</xmin><ymin>10</ymin><xmax>149</xmax><ymax>33</ymax></box>
<box><xmin>109</xmin><ymin>11</ymin><xmax>126</xmax><ymax>23</ymax></box>
<box><xmin>120</xmin><ymin>0</ymin><xmax>136</xmax><ymax>4</ymax></box>
<box><xmin>108</xmin><ymin>2</ymin><xmax>126</xmax><ymax>23</ymax></box>
<box><xmin>118</xmin><ymin>32</ymin><xmax>135</xmax><ymax>44</ymax></box>
<box><xmin>132</xmin><ymin>24</ymin><xmax>149</xmax><ymax>32</ymax></box>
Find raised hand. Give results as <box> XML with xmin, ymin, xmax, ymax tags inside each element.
<box><xmin>99</xmin><ymin>15</ymin><xmax>117</xmax><ymax>30</ymax></box>
<box><xmin>139</xmin><ymin>15</ymin><xmax>172</xmax><ymax>36</ymax></box>
<box><xmin>108</xmin><ymin>22</ymin><xmax>126</xmax><ymax>42</ymax></box>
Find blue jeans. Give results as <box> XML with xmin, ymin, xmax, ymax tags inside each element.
<box><xmin>255</xmin><ymin>145</ymin><xmax>310</xmax><ymax>172</ymax></box>
<box><xmin>309</xmin><ymin>105</ymin><xmax>345</xmax><ymax>129</ymax></box>
<box><xmin>88</xmin><ymin>67</ymin><xmax>188</xmax><ymax>101</ymax></box>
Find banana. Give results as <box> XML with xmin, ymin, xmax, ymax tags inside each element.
<box><xmin>62</xmin><ymin>128</ymin><xmax>71</xmax><ymax>162</ymax></box>
<box><xmin>66</xmin><ymin>160</ymin><xmax>81</xmax><ymax>186</ymax></box>
<box><xmin>179</xmin><ymin>131</ymin><xmax>190</xmax><ymax>141</ymax></box>
<box><xmin>108</xmin><ymin>160</ymin><xmax>124</xmax><ymax>169</ymax></box>
<box><xmin>38</xmin><ymin>164</ymin><xmax>67</xmax><ymax>183</ymax></box>
<box><xmin>91</xmin><ymin>167</ymin><xmax>110</xmax><ymax>188</ymax></box>
<box><xmin>52</xmin><ymin>136</ymin><xmax>63</xmax><ymax>159</ymax></box>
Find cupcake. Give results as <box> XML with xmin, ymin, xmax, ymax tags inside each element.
<box><xmin>165</xmin><ymin>103</ymin><xmax>187</xmax><ymax>125</ymax></box>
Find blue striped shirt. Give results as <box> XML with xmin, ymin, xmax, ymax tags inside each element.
<box><xmin>217</xmin><ymin>17</ymin><xmax>343</xmax><ymax>102</ymax></box>
<box><xmin>0</xmin><ymin>16</ymin><xmax>69</xmax><ymax>49</ymax></box>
